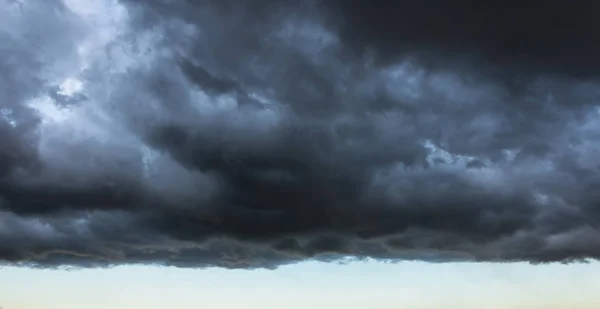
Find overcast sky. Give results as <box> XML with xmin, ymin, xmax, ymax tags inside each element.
<box><xmin>1</xmin><ymin>0</ymin><xmax>600</xmax><ymax>307</ymax></box>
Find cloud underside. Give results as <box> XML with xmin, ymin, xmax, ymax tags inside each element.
<box><xmin>1</xmin><ymin>0</ymin><xmax>600</xmax><ymax>269</ymax></box>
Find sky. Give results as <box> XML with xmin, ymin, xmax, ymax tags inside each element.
<box><xmin>3</xmin><ymin>261</ymin><xmax>600</xmax><ymax>309</ymax></box>
<box><xmin>2</xmin><ymin>0</ymin><xmax>600</xmax><ymax>307</ymax></box>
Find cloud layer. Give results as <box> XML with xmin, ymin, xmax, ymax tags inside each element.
<box><xmin>1</xmin><ymin>0</ymin><xmax>600</xmax><ymax>268</ymax></box>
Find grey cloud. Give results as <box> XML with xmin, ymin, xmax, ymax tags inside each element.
<box><xmin>322</xmin><ymin>0</ymin><xmax>600</xmax><ymax>79</ymax></box>
<box><xmin>0</xmin><ymin>0</ymin><xmax>88</xmax><ymax>176</ymax></box>
<box><xmin>1</xmin><ymin>0</ymin><xmax>600</xmax><ymax>269</ymax></box>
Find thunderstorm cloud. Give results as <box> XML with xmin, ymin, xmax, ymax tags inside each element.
<box><xmin>1</xmin><ymin>0</ymin><xmax>600</xmax><ymax>268</ymax></box>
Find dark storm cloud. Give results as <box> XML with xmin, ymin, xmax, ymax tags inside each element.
<box><xmin>1</xmin><ymin>0</ymin><xmax>600</xmax><ymax>269</ymax></box>
<box><xmin>323</xmin><ymin>0</ymin><xmax>600</xmax><ymax>79</ymax></box>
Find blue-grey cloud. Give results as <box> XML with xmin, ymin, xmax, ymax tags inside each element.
<box><xmin>1</xmin><ymin>0</ymin><xmax>600</xmax><ymax>269</ymax></box>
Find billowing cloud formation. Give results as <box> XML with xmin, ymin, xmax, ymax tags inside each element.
<box><xmin>1</xmin><ymin>0</ymin><xmax>600</xmax><ymax>269</ymax></box>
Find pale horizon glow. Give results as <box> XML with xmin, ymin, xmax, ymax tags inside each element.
<box><xmin>2</xmin><ymin>261</ymin><xmax>600</xmax><ymax>309</ymax></box>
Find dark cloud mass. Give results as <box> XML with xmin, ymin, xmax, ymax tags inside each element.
<box><xmin>1</xmin><ymin>0</ymin><xmax>600</xmax><ymax>269</ymax></box>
